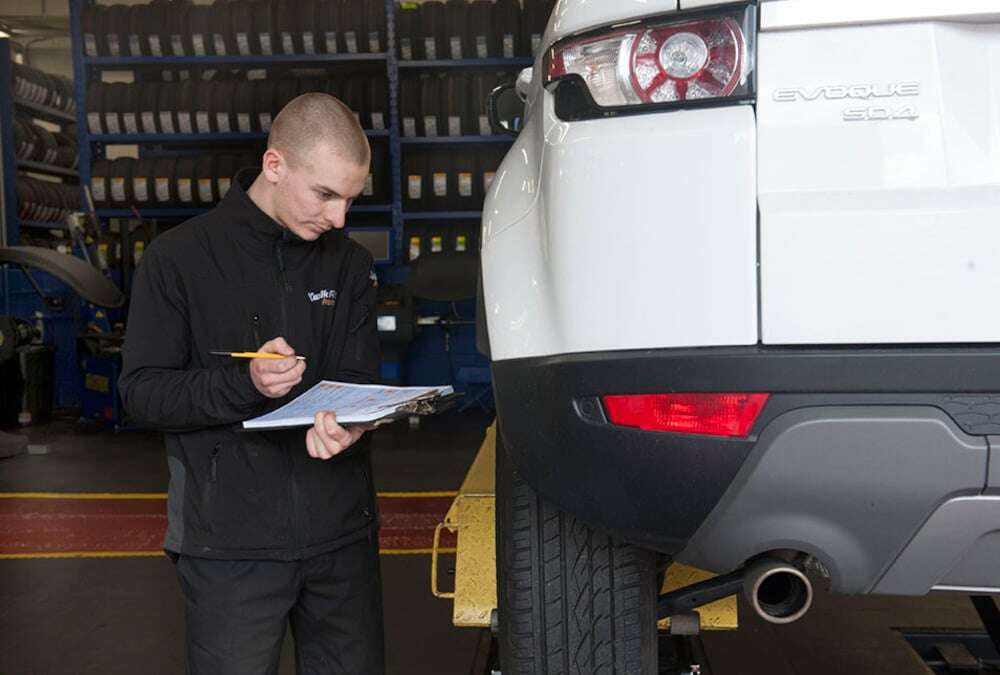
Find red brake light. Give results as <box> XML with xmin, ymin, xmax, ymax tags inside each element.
<box><xmin>546</xmin><ymin>8</ymin><xmax>753</xmax><ymax>108</ymax></box>
<box><xmin>602</xmin><ymin>393</ymin><xmax>769</xmax><ymax>438</ymax></box>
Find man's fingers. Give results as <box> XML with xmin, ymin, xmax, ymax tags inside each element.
<box><xmin>256</xmin><ymin>356</ymin><xmax>301</xmax><ymax>374</ymax></box>
<box><xmin>258</xmin><ymin>336</ymin><xmax>296</xmax><ymax>357</ymax></box>
<box><xmin>322</xmin><ymin>413</ymin><xmax>351</xmax><ymax>446</ymax></box>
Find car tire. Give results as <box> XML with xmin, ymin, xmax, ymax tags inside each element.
<box><xmin>496</xmin><ymin>430</ymin><xmax>659</xmax><ymax>675</ymax></box>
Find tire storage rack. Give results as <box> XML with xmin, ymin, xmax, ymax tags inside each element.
<box><xmin>72</xmin><ymin>0</ymin><xmax>551</xmax><ymax>390</ymax></box>
<box><xmin>0</xmin><ymin>38</ymin><xmax>85</xmax><ymax>409</ymax></box>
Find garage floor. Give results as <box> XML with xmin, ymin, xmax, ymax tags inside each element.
<box><xmin>0</xmin><ymin>410</ymin><xmax>986</xmax><ymax>675</ymax></box>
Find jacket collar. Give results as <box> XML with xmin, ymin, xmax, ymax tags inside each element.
<box><xmin>223</xmin><ymin>168</ymin><xmax>303</xmax><ymax>242</ymax></box>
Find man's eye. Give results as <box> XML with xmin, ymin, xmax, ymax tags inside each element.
<box><xmin>318</xmin><ymin>191</ymin><xmax>333</xmax><ymax>200</ymax></box>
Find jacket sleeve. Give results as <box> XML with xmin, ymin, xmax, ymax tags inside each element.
<box><xmin>119</xmin><ymin>243</ymin><xmax>266</xmax><ymax>432</ymax></box>
<box><xmin>336</xmin><ymin>252</ymin><xmax>381</xmax><ymax>385</ymax></box>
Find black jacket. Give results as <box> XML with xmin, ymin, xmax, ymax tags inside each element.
<box><xmin>120</xmin><ymin>169</ymin><xmax>381</xmax><ymax>560</ymax></box>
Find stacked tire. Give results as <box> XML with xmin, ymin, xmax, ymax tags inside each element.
<box><xmin>14</xmin><ymin>120</ymin><xmax>79</xmax><ymax>169</ymax></box>
<box><xmin>86</xmin><ymin>78</ymin><xmax>386</xmax><ymax>134</ymax></box>
<box><xmin>401</xmin><ymin>72</ymin><xmax>512</xmax><ymax>137</ymax></box>
<box><xmin>82</xmin><ymin>0</ymin><xmax>386</xmax><ymax>58</ymax></box>
<box><xmin>395</xmin><ymin>0</ymin><xmax>555</xmax><ymax>60</ymax></box>
<box><xmin>403</xmin><ymin>145</ymin><xmax>505</xmax><ymax>213</ymax></box>
<box><xmin>10</xmin><ymin>63</ymin><xmax>75</xmax><ymax>113</ymax></box>
<box><xmin>16</xmin><ymin>178</ymin><xmax>79</xmax><ymax>225</ymax></box>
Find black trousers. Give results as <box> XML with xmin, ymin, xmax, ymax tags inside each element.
<box><xmin>175</xmin><ymin>536</ymin><xmax>385</xmax><ymax>675</ymax></box>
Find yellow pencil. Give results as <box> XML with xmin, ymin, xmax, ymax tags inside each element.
<box><xmin>210</xmin><ymin>351</ymin><xmax>306</xmax><ymax>361</ymax></box>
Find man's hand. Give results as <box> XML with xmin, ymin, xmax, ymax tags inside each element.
<box><xmin>249</xmin><ymin>337</ymin><xmax>305</xmax><ymax>398</ymax></box>
<box><xmin>306</xmin><ymin>411</ymin><xmax>371</xmax><ymax>460</ymax></box>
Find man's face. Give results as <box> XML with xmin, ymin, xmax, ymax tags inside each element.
<box><xmin>272</xmin><ymin>143</ymin><xmax>370</xmax><ymax>241</ymax></box>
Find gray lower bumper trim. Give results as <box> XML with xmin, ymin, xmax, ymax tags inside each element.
<box><xmin>677</xmin><ymin>407</ymin><xmax>988</xmax><ymax>594</ymax></box>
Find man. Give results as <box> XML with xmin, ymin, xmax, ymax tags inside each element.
<box><xmin>119</xmin><ymin>93</ymin><xmax>384</xmax><ymax>674</ymax></box>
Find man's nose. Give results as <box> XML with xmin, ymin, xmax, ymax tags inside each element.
<box><xmin>323</xmin><ymin>200</ymin><xmax>348</xmax><ymax>229</ymax></box>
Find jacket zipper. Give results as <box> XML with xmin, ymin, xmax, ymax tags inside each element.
<box><xmin>274</xmin><ymin>237</ymin><xmax>299</xmax><ymax>553</ymax></box>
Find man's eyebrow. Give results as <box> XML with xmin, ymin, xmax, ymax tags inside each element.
<box><xmin>311</xmin><ymin>184</ymin><xmax>341</xmax><ymax>196</ymax></box>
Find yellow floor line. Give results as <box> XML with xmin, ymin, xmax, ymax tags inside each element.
<box><xmin>0</xmin><ymin>491</ymin><xmax>459</xmax><ymax>500</ymax></box>
<box><xmin>0</xmin><ymin>548</ymin><xmax>456</xmax><ymax>560</ymax></box>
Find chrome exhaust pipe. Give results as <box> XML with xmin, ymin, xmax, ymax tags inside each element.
<box><xmin>743</xmin><ymin>558</ymin><xmax>813</xmax><ymax>625</ymax></box>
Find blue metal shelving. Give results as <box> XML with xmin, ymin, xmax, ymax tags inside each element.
<box><xmin>84</xmin><ymin>53</ymin><xmax>388</xmax><ymax>67</ymax></box>
<box><xmin>1</xmin><ymin>38</ymin><xmax>85</xmax><ymax>407</ymax></box>
<box><xmin>95</xmin><ymin>205</ymin><xmax>393</xmax><ymax>219</ymax></box>
<box><xmin>90</xmin><ymin>129</ymin><xmax>390</xmax><ymax>144</ymax></box>
<box><xmin>398</xmin><ymin>58</ymin><xmax>534</xmax><ymax>69</ymax></box>
<box><xmin>13</xmin><ymin>96</ymin><xmax>77</xmax><ymax>124</ymax></box>
<box><xmin>17</xmin><ymin>160</ymin><xmax>80</xmax><ymax>177</ymax></box>
<box><xmin>401</xmin><ymin>135</ymin><xmax>514</xmax><ymax>145</ymax></box>
<box><xmin>20</xmin><ymin>220</ymin><xmax>73</xmax><ymax>230</ymax></box>
<box><xmin>403</xmin><ymin>211</ymin><xmax>483</xmax><ymax>220</ymax></box>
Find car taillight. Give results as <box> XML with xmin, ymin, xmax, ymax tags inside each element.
<box><xmin>602</xmin><ymin>393</ymin><xmax>769</xmax><ymax>438</ymax></box>
<box><xmin>545</xmin><ymin>6</ymin><xmax>754</xmax><ymax>109</ymax></box>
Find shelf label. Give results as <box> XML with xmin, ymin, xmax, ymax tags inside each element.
<box><xmin>363</xmin><ymin>174</ymin><xmax>374</xmax><ymax>196</ymax></box>
<box><xmin>424</xmin><ymin>38</ymin><xmax>437</xmax><ymax>61</ymax></box>
<box><xmin>259</xmin><ymin>113</ymin><xmax>272</xmax><ymax>133</ymax></box>
<box><xmin>408</xmin><ymin>175</ymin><xmax>422</xmax><ymax>200</ymax></box>
<box><xmin>85</xmin><ymin>35</ymin><xmax>98</xmax><ymax>57</ymax></box>
<box><xmin>214</xmin><ymin>34</ymin><xmax>228</xmax><ymax>56</ymax></box>
<box><xmin>476</xmin><ymin>36</ymin><xmax>488</xmax><ymax>59</ymax></box>
<box><xmin>403</xmin><ymin>117</ymin><xmax>417</xmax><ymax>137</ymax></box>
<box><xmin>409</xmin><ymin>236</ymin><xmax>421</xmax><ymax>260</ymax></box>
<box><xmin>133</xmin><ymin>178</ymin><xmax>149</xmax><ymax>203</ymax></box>
<box><xmin>433</xmin><ymin>172</ymin><xmax>447</xmax><ymax>197</ymax></box>
<box><xmin>91</xmin><ymin>177</ymin><xmax>106</xmax><ymax>204</ymax></box>
<box><xmin>237</xmin><ymin>113</ymin><xmax>251</xmax><ymax>133</ymax></box>
<box><xmin>192</xmin><ymin>34</ymin><xmax>206</xmax><ymax>56</ymax></box>
<box><xmin>149</xmin><ymin>35</ymin><xmax>163</xmax><ymax>57</ymax></box>
<box><xmin>479</xmin><ymin>115</ymin><xmax>492</xmax><ymax>136</ymax></box>
<box><xmin>259</xmin><ymin>33</ymin><xmax>273</xmax><ymax>55</ymax></box>
<box><xmin>371</xmin><ymin>112</ymin><xmax>385</xmax><ymax>130</ymax></box>
<box><xmin>155</xmin><ymin>177</ymin><xmax>170</xmax><ymax>202</ymax></box>
<box><xmin>216</xmin><ymin>113</ymin><xmax>231</xmax><ymax>133</ymax></box>
<box><xmin>111</xmin><ymin>177</ymin><xmax>126</xmax><ymax>203</ymax></box>
<box><xmin>123</xmin><ymin>113</ymin><xmax>138</xmax><ymax>134</ymax></box>
<box><xmin>196</xmin><ymin>111</ymin><xmax>211</xmax><ymax>134</ymax></box>
<box><xmin>178</xmin><ymin>112</ymin><xmax>193</xmax><ymax>134</ymax></box>
<box><xmin>129</xmin><ymin>35</ymin><xmax>142</xmax><ymax>56</ymax></box>
<box><xmin>88</xmin><ymin>112</ymin><xmax>102</xmax><ymax>134</ymax></box>
<box><xmin>450</xmin><ymin>37</ymin><xmax>463</xmax><ymax>60</ymax></box>
<box><xmin>345</xmin><ymin>31</ymin><xmax>358</xmax><ymax>54</ymax></box>
<box><xmin>431</xmin><ymin>235</ymin><xmax>443</xmax><ymax>253</ymax></box>
<box><xmin>281</xmin><ymin>32</ymin><xmax>294</xmax><ymax>55</ymax></box>
<box><xmin>424</xmin><ymin>116</ymin><xmax>438</xmax><ymax>137</ymax></box>
<box><xmin>400</xmin><ymin>38</ymin><xmax>413</xmax><ymax>60</ymax></box>
<box><xmin>459</xmin><ymin>172</ymin><xmax>473</xmax><ymax>197</ymax></box>
<box><xmin>237</xmin><ymin>32</ymin><xmax>250</xmax><ymax>55</ymax></box>
<box><xmin>107</xmin><ymin>35</ymin><xmax>121</xmax><ymax>57</ymax></box>
<box><xmin>159</xmin><ymin>112</ymin><xmax>175</xmax><ymax>134</ymax></box>
<box><xmin>302</xmin><ymin>32</ymin><xmax>315</xmax><ymax>54</ymax></box>
<box><xmin>171</xmin><ymin>35</ymin><xmax>185</xmax><ymax>56</ymax></box>
<box><xmin>449</xmin><ymin>116</ymin><xmax>462</xmax><ymax>136</ymax></box>
<box><xmin>503</xmin><ymin>35</ymin><xmax>515</xmax><ymax>59</ymax></box>
<box><xmin>142</xmin><ymin>112</ymin><xmax>157</xmax><ymax>134</ymax></box>
<box><xmin>178</xmin><ymin>178</ymin><xmax>193</xmax><ymax>203</ymax></box>
<box><xmin>218</xmin><ymin>177</ymin><xmax>231</xmax><ymax>198</ymax></box>
<box><xmin>456</xmin><ymin>235</ymin><xmax>468</xmax><ymax>252</ymax></box>
<box><xmin>484</xmin><ymin>171</ymin><xmax>496</xmax><ymax>193</ymax></box>
<box><xmin>369</xmin><ymin>32</ymin><xmax>381</xmax><ymax>53</ymax></box>
<box><xmin>105</xmin><ymin>114</ymin><xmax>120</xmax><ymax>135</ymax></box>
<box><xmin>325</xmin><ymin>32</ymin><xmax>338</xmax><ymax>54</ymax></box>
<box><xmin>198</xmin><ymin>178</ymin><xmax>213</xmax><ymax>203</ymax></box>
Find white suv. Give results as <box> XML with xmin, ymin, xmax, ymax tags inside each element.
<box><xmin>481</xmin><ymin>1</ymin><xmax>1000</xmax><ymax>672</ymax></box>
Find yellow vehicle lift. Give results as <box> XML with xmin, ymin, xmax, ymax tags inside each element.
<box><xmin>431</xmin><ymin>423</ymin><xmax>738</xmax><ymax>633</ymax></box>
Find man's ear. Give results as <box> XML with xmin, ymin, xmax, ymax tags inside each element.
<box><xmin>261</xmin><ymin>148</ymin><xmax>285</xmax><ymax>183</ymax></box>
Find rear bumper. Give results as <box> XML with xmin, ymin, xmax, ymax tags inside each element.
<box><xmin>493</xmin><ymin>346</ymin><xmax>1000</xmax><ymax>582</ymax></box>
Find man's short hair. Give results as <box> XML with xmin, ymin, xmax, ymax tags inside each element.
<box><xmin>268</xmin><ymin>93</ymin><xmax>370</xmax><ymax>168</ymax></box>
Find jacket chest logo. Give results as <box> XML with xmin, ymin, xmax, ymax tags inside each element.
<box><xmin>307</xmin><ymin>289</ymin><xmax>338</xmax><ymax>307</ymax></box>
